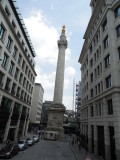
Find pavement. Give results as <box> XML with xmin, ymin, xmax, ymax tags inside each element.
<box><xmin>64</xmin><ymin>134</ymin><xmax>99</xmax><ymax>160</ymax></box>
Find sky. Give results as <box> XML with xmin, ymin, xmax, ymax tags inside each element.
<box><xmin>17</xmin><ymin>0</ymin><xmax>91</xmax><ymax>110</ymax></box>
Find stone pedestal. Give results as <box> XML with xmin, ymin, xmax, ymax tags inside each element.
<box><xmin>46</xmin><ymin>103</ymin><xmax>65</xmax><ymax>140</ymax></box>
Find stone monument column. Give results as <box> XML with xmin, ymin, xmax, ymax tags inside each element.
<box><xmin>46</xmin><ymin>26</ymin><xmax>68</xmax><ymax>139</ymax></box>
<box><xmin>53</xmin><ymin>26</ymin><xmax>67</xmax><ymax>103</ymax></box>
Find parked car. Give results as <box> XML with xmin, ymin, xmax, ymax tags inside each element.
<box><xmin>18</xmin><ymin>140</ymin><xmax>28</xmax><ymax>151</ymax></box>
<box><xmin>33</xmin><ymin>135</ymin><xmax>39</xmax><ymax>142</ymax></box>
<box><xmin>26</xmin><ymin>138</ymin><xmax>34</xmax><ymax>146</ymax></box>
<box><xmin>0</xmin><ymin>143</ymin><xmax>19</xmax><ymax>158</ymax></box>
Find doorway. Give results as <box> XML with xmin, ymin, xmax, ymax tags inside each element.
<box><xmin>109</xmin><ymin>127</ymin><xmax>116</xmax><ymax>160</ymax></box>
<box><xmin>91</xmin><ymin>125</ymin><xmax>94</xmax><ymax>153</ymax></box>
<box><xmin>98</xmin><ymin>126</ymin><xmax>105</xmax><ymax>158</ymax></box>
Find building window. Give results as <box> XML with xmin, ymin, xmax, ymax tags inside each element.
<box><xmin>91</xmin><ymin>106</ymin><xmax>94</xmax><ymax>117</ymax></box>
<box><xmin>22</xmin><ymin>40</ymin><xmax>25</xmax><ymax>46</ymax></box>
<box><xmin>95</xmin><ymin>85</ymin><xmax>97</xmax><ymax>95</ymax></box>
<box><xmin>100</xmin><ymin>63</ymin><xmax>102</xmax><ymax>73</ymax></box>
<box><xmin>1</xmin><ymin>53</ymin><xmax>8</xmax><ymax>68</ymax></box>
<box><xmin>13</xmin><ymin>46</ymin><xmax>17</xmax><ymax>59</ymax></box>
<box><xmin>13</xmin><ymin>103</ymin><xmax>20</xmax><ymax>114</ymax></box>
<box><xmin>105</xmin><ymin>54</ymin><xmax>110</xmax><ymax>68</ymax></box>
<box><xmin>91</xmin><ymin>89</ymin><xmax>94</xmax><ymax>98</ymax></box>
<box><xmin>95</xmin><ymin>69</ymin><xmax>97</xmax><ymax>78</ymax></box>
<box><xmin>31</xmin><ymin>87</ymin><xmax>33</xmax><ymax>94</ymax></box>
<box><xmin>94</xmin><ymin>53</ymin><xmax>96</xmax><ymax>62</ymax></box>
<box><xmin>0</xmin><ymin>71</ymin><xmax>4</xmax><ymax>87</ymax></box>
<box><xmin>22</xmin><ymin>60</ymin><xmax>25</xmax><ymax>70</ymax></box>
<box><xmin>97</xmin><ymin>65</ymin><xmax>100</xmax><ymax>76</ymax></box>
<box><xmin>28</xmin><ymin>70</ymin><xmax>30</xmax><ymax>78</ymax></box>
<box><xmin>90</xmin><ymin>45</ymin><xmax>92</xmax><ymax>53</ymax></box>
<box><xmin>108</xmin><ymin>99</ymin><xmax>113</xmax><ymax>115</ymax></box>
<box><xmin>0</xmin><ymin>24</ymin><xmax>5</xmax><ymax>40</ymax></box>
<box><xmin>14</xmin><ymin>68</ymin><xmax>19</xmax><ymax>80</ymax></box>
<box><xmin>11</xmin><ymin>82</ymin><xmax>16</xmax><ymax>95</ymax></box>
<box><xmin>115</xmin><ymin>5</ymin><xmax>120</xmax><ymax>18</ymax></box>
<box><xmin>103</xmin><ymin>19</ymin><xmax>107</xmax><ymax>32</ymax></box>
<box><xmin>98</xmin><ymin>83</ymin><xmax>100</xmax><ymax>93</ymax></box>
<box><xmin>116</xmin><ymin>25</ymin><xmax>120</xmax><ymax>37</ymax></box>
<box><xmin>9</xmin><ymin>61</ymin><xmax>14</xmax><ymax>75</ymax></box>
<box><xmin>104</xmin><ymin>36</ymin><xmax>109</xmax><ymax>49</ymax></box>
<box><xmin>16</xmin><ymin>87</ymin><xmax>20</xmax><ymax>98</ymax></box>
<box><xmin>25</xmin><ymin>65</ymin><xmax>28</xmax><ymax>75</ymax></box>
<box><xmin>24</xmin><ymin>93</ymin><xmax>27</xmax><ymax>102</ymax></box>
<box><xmin>18</xmin><ymin>54</ymin><xmax>22</xmax><ymax>65</ymax></box>
<box><xmin>106</xmin><ymin>75</ymin><xmax>112</xmax><ymax>88</ymax></box>
<box><xmin>26</xmin><ymin>81</ymin><xmax>28</xmax><ymax>90</ymax></box>
<box><xmin>118</xmin><ymin>47</ymin><xmax>120</xmax><ymax>59</ymax></box>
<box><xmin>5</xmin><ymin>78</ymin><xmax>11</xmax><ymax>91</ymax></box>
<box><xmin>91</xmin><ymin>73</ymin><xmax>93</xmax><ymax>82</ymax></box>
<box><xmin>20</xmin><ymin>90</ymin><xmax>24</xmax><ymax>100</ymax></box>
<box><xmin>99</xmin><ymin>103</ymin><xmax>102</xmax><ymax>116</ymax></box>
<box><xmin>6</xmin><ymin>36</ymin><xmax>12</xmax><ymax>50</ymax></box>
<box><xmin>19</xmin><ymin>73</ymin><xmax>23</xmax><ymax>84</ymax></box>
<box><xmin>5</xmin><ymin>6</ymin><xmax>10</xmax><ymax>17</ymax></box>
<box><xmin>11</xmin><ymin>20</ymin><xmax>16</xmax><ymax>29</ymax></box>
<box><xmin>1</xmin><ymin>97</ymin><xmax>12</xmax><ymax>113</ymax></box>
<box><xmin>90</xmin><ymin>59</ymin><xmax>93</xmax><ymax>68</ymax></box>
<box><xmin>17</xmin><ymin>31</ymin><xmax>21</xmax><ymax>39</ymax></box>
<box><xmin>23</xmin><ymin>77</ymin><xmax>26</xmax><ymax>87</ymax></box>
<box><xmin>101</xmin><ymin>81</ymin><xmax>103</xmax><ymax>92</ymax></box>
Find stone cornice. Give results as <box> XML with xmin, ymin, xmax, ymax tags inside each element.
<box><xmin>78</xmin><ymin>40</ymin><xmax>87</xmax><ymax>64</ymax></box>
<box><xmin>84</xmin><ymin>0</ymin><xmax>104</xmax><ymax>39</ymax></box>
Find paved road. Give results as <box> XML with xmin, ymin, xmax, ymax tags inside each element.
<box><xmin>11</xmin><ymin>140</ymin><xmax>76</xmax><ymax>160</ymax></box>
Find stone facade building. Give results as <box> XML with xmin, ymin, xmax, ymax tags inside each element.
<box><xmin>79</xmin><ymin>0</ymin><xmax>120</xmax><ymax>159</ymax></box>
<box><xmin>0</xmin><ymin>0</ymin><xmax>37</xmax><ymax>142</ymax></box>
<box><xmin>75</xmin><ymin>81</ymin><xmax>81</xmax><ymax>132</ymax></box>
<box><xmin>40</xmin><ymin>101</ymin><xmax>52</xmax><ymax>129</ymax></box>
<box><xmin>30</xmin><ymin>83</ymin><xmax>44</xmax><ymax>128</ymax></box>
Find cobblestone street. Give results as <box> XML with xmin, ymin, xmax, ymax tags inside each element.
<box><xmin>10</xmin><ymin>140</ymin><xmax>76</xmax><ymax>160</ymax></box>
<box><xmin>0</xmin><ymin>134</ymin><xmax>99</xmax><ymax>160</ymax></box>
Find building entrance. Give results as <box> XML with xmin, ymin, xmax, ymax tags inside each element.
<box><xmin>109</xmin><ymin>127</ymin><xmax>116</xmax><ymax>160</ymax></box>
<box><xmin>91</xmin><ymin>125</ymin><xmax>94</xmax><ymax>153</ymax></box>
<box><xmin>98</xmin><ymin>126</ymin><xmax>105</xmax><ymax>158</ymax></box>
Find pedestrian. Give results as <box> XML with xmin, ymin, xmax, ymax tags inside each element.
<box><xmin>72</xmin><ymin>137</ymin><xmax>74</xmax><ymax>145</ymax></box>
<box><xmin>86</xmin><ymin>153</ymin><xmax>91</xmax><ymax>160</ymax></box>
<box><xmin>99</xmin><ymin>155</ymin><xmax>104</xmax><ymax>160</ymax></box>
<box><xmin>6</xmin><ymin>139</ymin><xmax>10</xmax><ymax>145</ymax></box>
<box><xmin>78</xmin><ymin>140</ymin><xmax>81</xmax><ymax>150</ymax></box>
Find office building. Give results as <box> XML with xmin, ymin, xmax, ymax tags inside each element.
<box><xmin>30</xmin><ymin>83</ymin><xmax>44</xmax><ymax>128</ymax></box>
<box><xmin>79</xmin><ymin>0</ymin><xmax>120</xmax><ymax>159</ymax></box>
<box><xmin>0</xmin><ymin>0</ymin><xmax>37</xmax><ymax>142</ymax></box>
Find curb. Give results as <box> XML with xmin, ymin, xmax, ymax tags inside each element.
<box><xmin>69</xmin><ymin>142</ymin><xmax>79</xmax><ymax>160</ymax></box>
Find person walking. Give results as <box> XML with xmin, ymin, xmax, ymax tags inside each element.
<box><xmin>86</xmin><ymin>153</ymin><xmax>91</xmax><ymax>160</ymax></box>
<box><xmin>99</xmin><ymin>155</ymin><xmax>104</xmax><ymax>160</ymax></box>
<box><xmin>72</xmin><ymin>137</ymin><xmax>74</xmax><ymax>145</ymax></box>
<box><xmin>78</xmin><ymin>140</ymin><xmax>81</xmax><ymax>150</ymax></box>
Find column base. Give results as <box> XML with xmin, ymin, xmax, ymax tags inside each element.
<box><xmin>46</xmin><ymin>103</ymin><xmax>65</xmax><ymax>140</ymax></box>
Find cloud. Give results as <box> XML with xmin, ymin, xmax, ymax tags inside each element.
<box><xmin>24</xmin><ymin>9</ymin><xmax>76</xmax><ymax>109</ymax></box>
